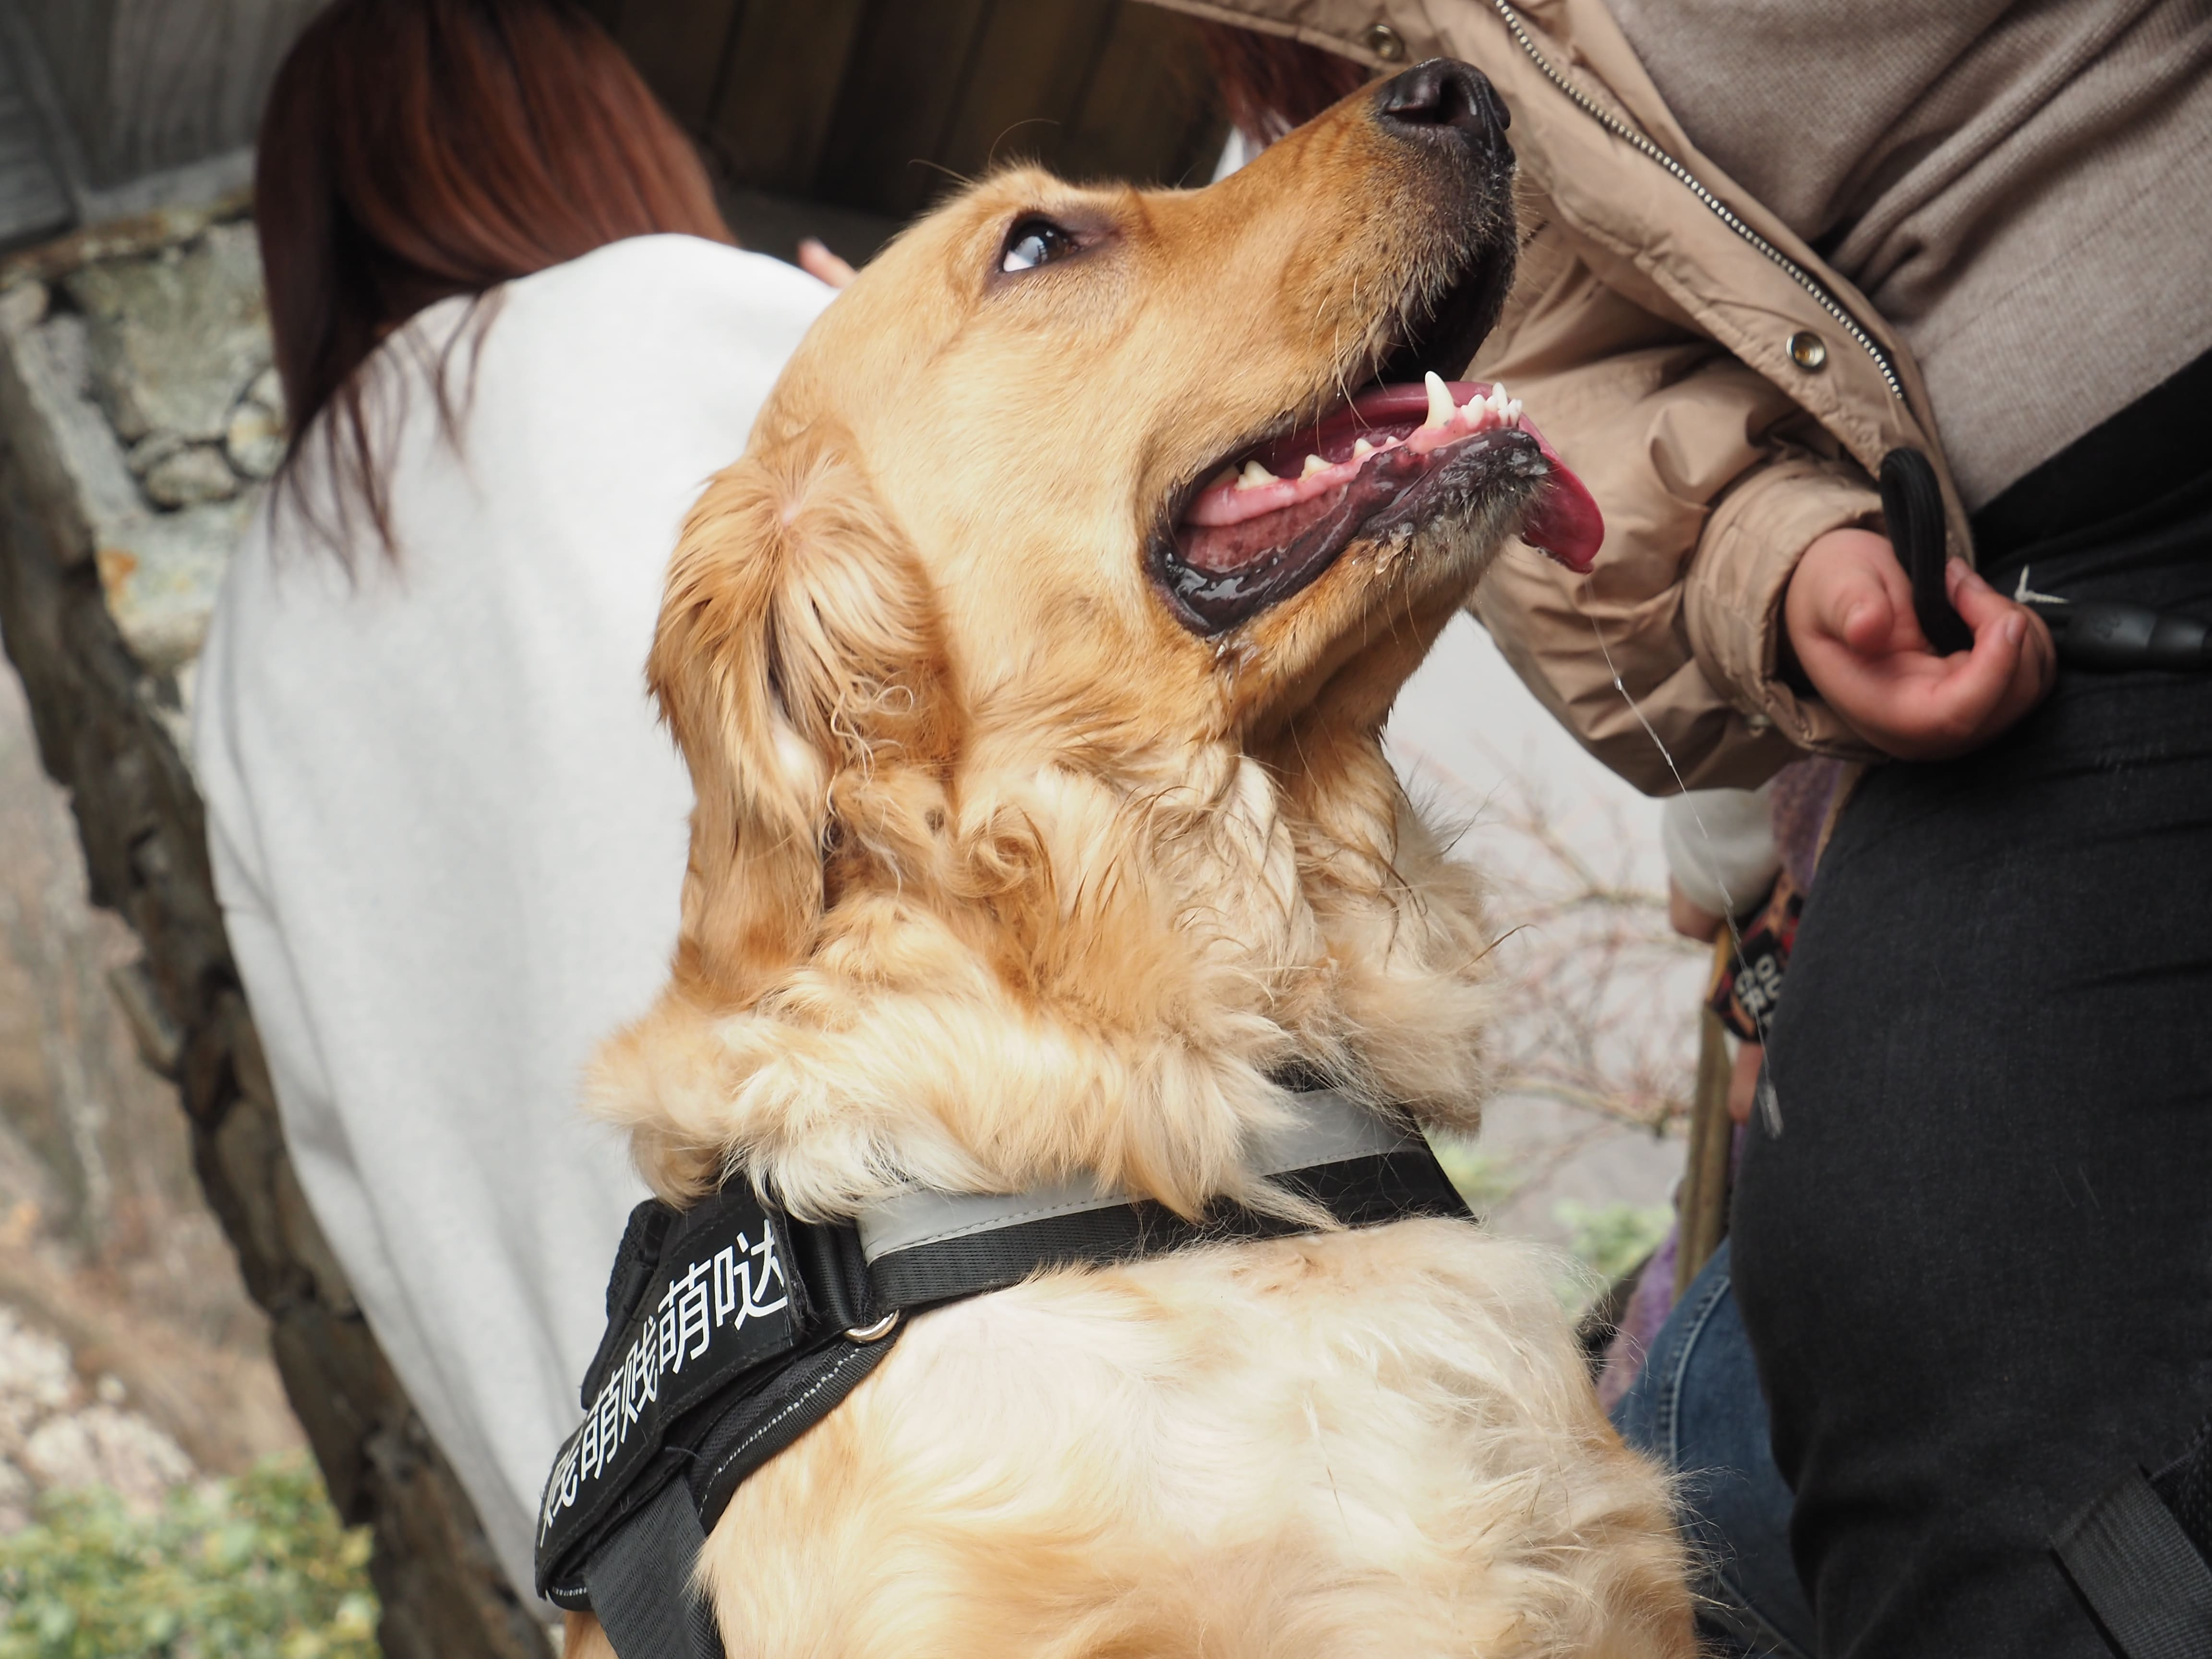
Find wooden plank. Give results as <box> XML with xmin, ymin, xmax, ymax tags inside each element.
<box><xmin>812</xmin><ymin>0</ymin><xmax>993</xmax><ymax>216</ymax></box>
<box><xmin>717</xmin><ymin>185</ymin><xmax>900</xmax><ymax>269</ymax></box>
<box><xmin>608</xmin><ymin>0</ymin><xmax>745</xmax><ymax>132</ymax></box>
<box><xmin>682</xmin><ymin>0</ymin><xmax>1223</xmax><ymax>217</ymax></box>
<box><xmin>10</xmin><ymin>0</ymin><xmax>111</xmax><ymax>178</ymax></box>
<box><xmin>0</xmin><ymin>30</ymin><xmax>70</xmax><ymax>246</ymax></box>
<box><xmin>16</xmin><ymin>0</ymin><xmax>324</xmax><ymax>187</ymax></box>
<box><xmin>705</xmin><ymin>0</ymin><xmax>870</xmax><ymax>199</ymax></box>
<box><xmin>1674</xmin><ymin>1008</ymin><xmax>1735</xmax><ymax>1298</ymax></box>
<box><xmin>931</xmin><ymin>0</ymin><xmax>1117</xmax><ymax>181</ymax></box>
<box><xmin>1060</xmin><ymin>2</ymin><xmax>1225</xmax><ymax>190</ymax></box>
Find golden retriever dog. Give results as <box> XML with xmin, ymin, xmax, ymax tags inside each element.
<box><xmin>572</xmin><ymin>58</ymin><xmax>1690</xmax><ymax>1659</ymax></box>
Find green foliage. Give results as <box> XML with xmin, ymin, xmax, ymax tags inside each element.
<box><xmin>1428</xmin><ymin>1136</ymin><xmax>1520</xmax><ymax>1215</ymax></box>
<box><xmin>0</xmin><ymin>1458</ymin><xmax>378</xmax><ymax>1659</ymax></box>
<box><xmin>1555</xmin><ymin>1199</ymin><xmax>1673</xmax><ymax>1285</ymax></box>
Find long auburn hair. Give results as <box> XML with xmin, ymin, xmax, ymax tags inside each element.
<box><xmin>1200</xmin><ymin>24</ymin><xmax>1372</xmax><ymax>147</ymax></box>
<box><xmin>256</xmin><ymin>0</ymin><xmax>733</xmax><ymax>553</ymax></box>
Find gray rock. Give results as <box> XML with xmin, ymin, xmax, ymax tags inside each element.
<box><xmin>225</xmin><ymin>366</ymin><xmax>287</xmax><ymax>481</ymax></box>
<box><xmin>95</xmin><ymin>495</ymin><xmax>257</xmax><ymax>673</ymax></box>
<box><xmin>141</xmin><ymin>443</ymin><xmax>239</xmax><ymax>508</ymax></box>
<box><xmin>0</xmin><ymin>279</ymin><xmax>48</xmax><ymax>337</ymax></box>
<box><xmin>0</xmin><ymin>313</ymin><xmax>145</xmax><ymax>558</ymax></box>
<box><xmin>0</xmin><ymin>1307</ymin><xmax>73</xmax><ymax>1435</ymax></box>
<box><xmin>125</xmin><ymin>431</ymin><xmax>188</xmax><ymax>475</ymax></box>
<box><xmin>21</xmin><ymin>1406</ymin><xmax>194</xmax><ymax>1510</ymax></box>
<box><xmin>62</xmin><ymin>221</ymin><xmax>272</xmax><ymax>445</ymax></box>
<box><xmin>244</xmin><ymin>363</ymin><xmax>282</xmax><ymax>417</ymax></box>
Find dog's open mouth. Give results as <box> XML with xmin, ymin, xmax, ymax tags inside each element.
<box><xmin>1157</xmin><ymin>374</ymin><xmax>1603</xmax><ymax>633</ymax></box>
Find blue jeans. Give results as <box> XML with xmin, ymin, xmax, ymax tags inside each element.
<box><xmin>1611</xmin><ymin>1241</ymin><xmax>1816</xmax><ymax>1658</ymax></box>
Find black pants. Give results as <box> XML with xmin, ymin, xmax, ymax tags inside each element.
<box><xmin>1731</xmin><ymin>496</ymin><xmax>2212</xmax><ymax>1656</ymax></box>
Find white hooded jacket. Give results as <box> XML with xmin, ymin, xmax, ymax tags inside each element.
<box><xmin>192</xmin><ymin>234</ymin><xmax>833</xmax><ymax>1602</ymax></box>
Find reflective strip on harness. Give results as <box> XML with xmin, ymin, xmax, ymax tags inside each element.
<box><xmin>855</xmin><ymin>1088</ymin><xmax>1422</xmax><ymax>1263</ymax></box>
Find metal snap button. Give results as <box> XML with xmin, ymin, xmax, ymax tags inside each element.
<box><xmin>1787</xmin><ymin>330</ymin><xmax>1827</xmax><ymax>371</ymax></box>
<box><xmin>1363</xmin><ymin>22</ymin><xmax>1406</xmax><ymax>60</ymax></box>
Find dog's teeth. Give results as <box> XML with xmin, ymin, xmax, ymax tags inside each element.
<box><xmin>1301</xmin><ymin>453</ymin><xmax>1328</xmax><ymax>478</ymax></box>
<box><xmin>1422</xmin><ymin>370</ymin><xmax>1455</xmax><ymax>429</ymax></box>
<box><xmin>1504</xmin><ymin>398</ymin><xmax>1523</xmax><ymax>427</ymax></box>
<box><xmin>1209</xmin><ymin>468</ymin><xmax>1237</xmax><ymax>490</ymax></box>
<box><xmin>1237</xmin><ymin>459</ymin><xmax>1277</xmax><ymax>489</ymax></box>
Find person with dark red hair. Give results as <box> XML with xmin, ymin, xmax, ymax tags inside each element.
<box><xmin>191</xmin><ymin>0</ymin><xmax>833</xmax><ymax>1600</ymax></box>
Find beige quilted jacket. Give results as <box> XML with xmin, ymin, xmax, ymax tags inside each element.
<box><xmin>1150</xmin><ymin>0</ymin><xmax>1976</xmax><ymax>789</ymax></box>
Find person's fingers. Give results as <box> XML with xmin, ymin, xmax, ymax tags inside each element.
<box><xmin>1794</xmin><ymin>530</ymin><xmax>1920</xmax><ymax>658</ymax></box>
<box><xmin>1877</xmin><ymin>587</ymin><xmax>2058</xmax><ymax>757</ymax></box>
<box><xmin>1791</xmin><ymin>538</ymin><xmax>2064</xmax><ymax>759</ymax></box>
<box><xmin>1667</xmin><ymin>881</ymin><xmax>1724</xmax><ymax>942</ymax></box>
<box><xmin>2021</xmin><ymin>604</ymin><xmax>2057</xmax><ymax>700</ymax></box>
<box><xmin>1946</xmin><ymin>559</ymin><xmax>2058</xmax><ymax>734</ymax></box>
<box><xmin>1945</xmin><ymin>558</ymin><xmax>2021</xmax><ymax>633</ymax></box>
<box><xmin>1950</xmin><ymin>560</ymin><xmax>2058</xmax><ymax>707</ymax></box>
<box><xmin>1726</xmin><ymin>1042</ymin><xmax>1764</xmax><ymax>1126</ymax></box>
<box><xmin>797</xmin><ymin>238</ymin><xmax>857</xmax><ymax>289</ymax></box>
<box><xmin>1811</xmin><ymin>554</ymin><xmax>1898</xmax><ymax>648</ymax></box>
<box><xmin>1992</xmin><ymin>606</ymin><xmax>2058</xmax><ymax>733</ymax></box>
<box><xmin>1837</xmin><ymin>584</ymin><xmax>1896</xmax><ymax>655</ymax></box>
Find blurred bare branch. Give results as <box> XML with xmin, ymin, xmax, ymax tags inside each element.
<box><xmin>1404</xmin><ymin>740</ymin><xmax>1706</xmax><ymax>1140</ymax></box>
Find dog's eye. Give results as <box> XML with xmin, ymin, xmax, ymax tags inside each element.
<box><xmin>999</xmin><ymin>217</ymin><xmax>1079</xmax><ymax>273</ymax></box>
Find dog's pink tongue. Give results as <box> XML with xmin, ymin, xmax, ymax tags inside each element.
<box><xmin>1521</xmin><ymin>447</ymin><xmax>1603</xmax><ymax>573</ymax></box>
<box><xmin>1334</xmin><ymin>381</ymin><xmax>1602</xmax><ymax>572</ymax></box>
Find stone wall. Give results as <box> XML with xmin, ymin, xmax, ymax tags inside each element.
<box><xmin>0</xmin><ymin>199</ymin><xmax>547</xmax><ymax>1659</ymax></box>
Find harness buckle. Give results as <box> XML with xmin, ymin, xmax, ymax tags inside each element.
<box><xmin>843</xmin><ymin>1310</ymin><xmax>901</xmax><ymax>1344</ymax></box>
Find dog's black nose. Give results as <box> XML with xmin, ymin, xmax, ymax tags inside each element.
<box><xmin>1375</xmin><ymin>59</ymin><xmax>1509</xmax><ymax>146</ymax></box>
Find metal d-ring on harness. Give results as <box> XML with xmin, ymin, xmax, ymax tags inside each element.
<box><xmin>533</xmin><ymin>1084</ymin><xmax>1469</xmax><ymax>1659</ymax></box>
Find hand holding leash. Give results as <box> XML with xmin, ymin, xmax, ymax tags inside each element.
<box><xmin>1784</xmin><ymin>527</ymin><xmax>2055</xmax><ymax>760</ymax></box>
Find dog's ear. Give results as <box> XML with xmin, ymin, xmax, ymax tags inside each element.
<box><xmin>648</xmin><ymin>443</ymin><xmax>953</xmax><ymax>1004</ymax></box>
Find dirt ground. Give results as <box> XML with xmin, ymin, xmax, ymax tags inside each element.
<box><xmin>0</xmin><ymin>660</ymin><xmax>299</xmax><ymax>1530</ymax></box>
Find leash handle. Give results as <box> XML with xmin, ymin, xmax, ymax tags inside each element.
<box><xmin>1879</xmin><ymin>448</ymin><xmax>1972</xmax><ymax>656</ymax></box>
<box><xmin>2029</xmin><ymin>599</ymin><xmax>2212</xmax><ymax>673</ymax></box>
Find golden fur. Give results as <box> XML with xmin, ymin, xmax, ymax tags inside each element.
<box><xmin>577</xmin><ymin>77</ymin><xmax>1694</xmax><ymax>1659</ymax></box>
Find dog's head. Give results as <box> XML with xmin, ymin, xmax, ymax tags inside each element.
<box><xmin>614</xmin><ymin>62</ymin><xmax>1598</xmax><ymax>1211</ymax></box>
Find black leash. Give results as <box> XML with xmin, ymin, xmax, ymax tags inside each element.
<box><xmin>1884</xmin><ymin>447</ymin><xmax>2210</xmax><ymax>671</ymax></box>
<box><xmin>1880</xmin><ymin>448</ymin><xmax>1972</xmax><ymax>656</ymax></box>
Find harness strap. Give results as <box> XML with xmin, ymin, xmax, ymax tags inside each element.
<box><xmin>858</xmin><ymin>1091</ymin><xmax>1450</xmax><ymax>1308</ymax></box>
<box><xmin>542</xmin><ymin>1087</ymin><xmax>1469</xmax><ymax>1659</ymax></box>
<box><xmin>2052</xmin><ymin>1468</ymin><xmax>2212</xmax><ymax>1659</ymax></box>
<box><xmin>586</xmin><ymin>1480</ymin><xmax>725</xmax><ymax>1659</ymax></box>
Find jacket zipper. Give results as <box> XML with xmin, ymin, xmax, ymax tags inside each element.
<box><xmin>1487</xmin><ymin>0</ymin><xmax>1906</xmax><ymax>404</ymax></box>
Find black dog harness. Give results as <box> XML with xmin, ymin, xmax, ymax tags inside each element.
<box><xmin>534</xmin><ymin>1085</ymin><xmax>1467</xmax><ymax>1659</ymax></box>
